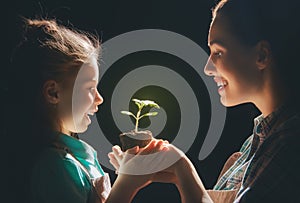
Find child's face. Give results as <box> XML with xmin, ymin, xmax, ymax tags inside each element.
<box><xmin>58</xmin><ymin>57</ymin><xmax>103</xmax><ymax>135</ymax></box>
<box><xmin>204</xmin><ymin>16</ymin><xmax>263</xmax><ymax>107</ymax></box>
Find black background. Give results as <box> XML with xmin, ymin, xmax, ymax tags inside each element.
<box><xmin>3</xmin><ymin>0</ymin><xmax>260</xmax><ymax>202</ymax></box>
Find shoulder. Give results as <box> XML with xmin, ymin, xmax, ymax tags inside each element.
<box><xmin>270</xmin><ymin>112</ymin><xmax>300</xmax><ymax>148</ymax></box>
<box><xmin>32</xmin><ymin>147</ymin><xmax>77</xmax><ymax>171</ymax></box>
<box><xmin>31</xmin><ymin>147</ymin><xmax>89</xmax><ymax>182</ymax></box>
<box><xmin>30</xmin><ymin>147</ymin><xmax>91</xmax><ymax>203</ymax></box>
<box><xmin>275</xmin><ymin>111</ymin><xmax>300</xmax><ymax>133</ymax></box>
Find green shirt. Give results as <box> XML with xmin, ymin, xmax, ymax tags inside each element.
<box><xmin>30</xmin><ymin>133</ymin><xmax>105</xmax><ymax>203</ymax></box>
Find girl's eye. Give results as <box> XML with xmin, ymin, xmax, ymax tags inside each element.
<box><xmin>88</xmin><ymin>87</ymin><xmax>97</xmax><ymax>97</ymax></box>
<box><xmin>88</xmin><ymin>87</ymin><xmax>96</xmax><ymax>93</ymax></box>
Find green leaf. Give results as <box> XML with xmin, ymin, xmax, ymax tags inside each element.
<box><xmin>134</xmin><ymin>99</ymin><xmax>160</xmax><ymax>109</ymax></box>
<box><xmin>120</xmin><ymin>111</ymin><xmax>136</xmax><ymax>118</ymax></box>
<box><xmin>144</xmin><ymin>112</ymin><xmax>158</xmax><ymax>116</ymax></box>
<box><xmin>121</xmin><ymin>98</ymin><xmax>160</xmax><ymax>127</ymax></box>
<box><xmin>139</xmin><ymin>112</ymin><xmax>158</xmax><ymax>119</ymax></box>
<box><xmin>132</xmin><ymin>99</ymin><xmax>142</xmax><ymax>109</ymax></box>
<box><xmin>132</xmin><ymin>98</ymin><xmax>142</xmax><ymax>103</ymax></box>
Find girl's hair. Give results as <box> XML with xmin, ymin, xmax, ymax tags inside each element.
<box><xmin>10</xmin><ymin>18</ymin><xmax>100</xmax><ymax>142</ymax></box>
<box><xmin>7</xmin><ymin>18</ymin><xmax>101</xmax><ymax>201</ymax></box>
<box><xmin>212</xmin><ymin>0</ymin><xmax>300</xmax><ymax>100</ymax></box>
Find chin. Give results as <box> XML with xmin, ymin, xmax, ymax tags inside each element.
<box><xmin>77</xmin><ymin>126</ymin><xmax>89</xmax><ymax>133</ymax></box>
<box><xmin>70</xmin><ymin>124</ymin><xmax>89</xmax><ymax>134</ymax></box>
<box><xmin>221</xmin><ymin>97</ymin><xmax>248</xmax><ymax>107</ymax></box>
<box><xmin>220</xmin><ymin>97</ymin><xmax>239</xmax><ymax>107</ymax></box>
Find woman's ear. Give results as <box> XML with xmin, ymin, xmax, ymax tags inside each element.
<box><xmin>255</xmin><ymin>40</ymin><xmax>273</xmax><ymax>70</ymax></box>
<box><xmin>43</xmin><ymin>80</ymin><xmax>60</xmax><ymax>104</ymax></box>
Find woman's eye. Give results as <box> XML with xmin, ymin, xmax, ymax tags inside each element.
<box><xmin>213</xmin><ymin>52</ymin><xmax>222</xmax><ymax>57</ymax></box>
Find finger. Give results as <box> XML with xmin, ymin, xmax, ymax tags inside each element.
<box><xmin>141</xmin><ymin>139</ymin><xmax>165</xmax><ymax>154</ymax></box>
<box><xmin>139</xmin><ymin>139</ymin><xmax>158</xmax><ymax>155</ymax></box>
<box><xmin>121</xmin><ymin>146</ymin><xmax>139</xmax><ymax>164</ymax></box>
<box><xmin>112</xmin><ymin>145</ymin><xmax>123</xmax><ymax>163</ymax></box>
<box><xmin>156</xmin><ymin>140</ymin><xmax>165</xmax><ymax>149</ymax></box>
<box><xmin>126</xmin><ymin>146</ymin><xmax>139</xmax><ymax>155</ymax></box>
<box><xmin>107</xmin><ymin>152</ymin><xmax>114</xmax><ymax>159</ymax></box>
<box><xmin>109</xmin><ymin>156</ymin><xmax>120</xmax><ymax>171</ymax></box>
<box><xmin>108</xmin><ymin>152</ymin><xmax>120</xmax><ymax>168</ymax></box>
<box><xmin>108</xmin><ymin>151</ymin><xmax>115</xmax><ymax>157</ymax></box>
<box><xmin>112</xmin><ymin>145</ymin><xmax>122</xmax><ymax>153</ymax></box>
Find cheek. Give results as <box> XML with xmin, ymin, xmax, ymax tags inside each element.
<box><xmin>222</xmin><ymin>55</ymin><xmax>256</xmax><ymax>82</ymax></box>
<box><xmin>73</xmin><ymin>91</ymin><xmax>94</xmax><ymax>111</ymax></box>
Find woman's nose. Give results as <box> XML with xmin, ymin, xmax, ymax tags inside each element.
<box><xmin>204</xmin><ymin>57</ymin><xmax>216</xmax><ymax>76</ymax></box>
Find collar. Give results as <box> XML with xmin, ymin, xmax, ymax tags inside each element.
<box><xmin>253</xmin><ymin>103</ymin><xmax>294</xmax><ymax>143</ymax></box>
<box><xmin>57</xmin><ymin>133</ymin><xmax>95</xmax><ymax>164</ymax></box>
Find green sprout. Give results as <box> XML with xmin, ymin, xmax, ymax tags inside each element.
<box><xmin>121</xmin><ymin>98</ymin><xmax>160</xmax><ymax>132</ymax></box>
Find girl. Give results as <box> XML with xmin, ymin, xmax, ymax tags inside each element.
<box><xmin>9</xmin><ymin>18</ymin><xmax>111</xmax><ymax>203</ymax></box>
<box><xmin>108</xmin><ymin>0</ymin><xmax>300</xmax><ymax>202</ymax></box>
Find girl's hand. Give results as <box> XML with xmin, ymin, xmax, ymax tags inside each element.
<box><xmin>108</xmin><ymin>139</ymin><xmax>167</xmax><ymax>173</ymax></box>
<box><xmin>108</xmin><ymin>139</ymin><xmax>185</xmax><ymax>184</ymax></box>
<box><xmin>108</xmin><ymin>145</ymin><xmax>140</xmax><ymax>174</ymax></box>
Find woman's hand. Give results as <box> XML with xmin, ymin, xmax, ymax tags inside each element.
<box><xmin>108</xmin><ymin>139</ymin><xmax>185</xmax><ymax>185</ymax></box>
<box><xmin>107</xmin><ymin>139</ymin><xmax>211</xmax><ymax>203</ymax></box>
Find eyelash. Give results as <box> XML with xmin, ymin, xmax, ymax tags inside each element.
<box><xmin>88</xmin><ymin>87</ymin><xmax>96</xmax><ymax>92</ymax></box>
<box><xmin>213</xmin><ymin>51</ymin><xmax>222</xmax><ymax>57</ymax></box>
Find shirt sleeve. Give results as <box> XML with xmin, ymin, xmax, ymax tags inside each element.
<box><xmin>236</xmin><ymin>134</ymin><xmax>300</xmax><ymax>203</ymax></box>
<box><xmin>30</xmin><ymin>148</ymin><xmax>91</xmax><ymax>203</ymax></box>
<box><xmin>207</xmin><ymin>189</ymin><xmax>238</xmax><ymax>203</ymax></box>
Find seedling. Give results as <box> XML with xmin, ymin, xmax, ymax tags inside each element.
<box><xmin>121</xmin><ymin>98</ymin><xmax>160</xmax><ymax>132</ymax></box>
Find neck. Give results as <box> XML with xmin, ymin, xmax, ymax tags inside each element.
<box><xmin>254</xmin><ymin>75</ymin><xmax>289</xmax><ymax>117</ymax></box>
<box><xmin>61</xmin><ymin>127</ymin><xmax>71</xmax><ymax>136</ymax></box>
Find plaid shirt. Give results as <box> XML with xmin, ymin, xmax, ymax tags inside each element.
<box><xmin>214</xmin><ymin>103</ymin><xmax>300</xmax><ymax>202</ymax></box>
<box><xmin>236</xmin><ymin>104</ymin><xmax>300</xmax><ymax>202</ymax></box>
<box><xmin>213</xmin><ymin>113</ymin><xmax>271</xmax><ymax>191</ymax></box>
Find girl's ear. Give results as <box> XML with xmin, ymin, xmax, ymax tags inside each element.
<box><xmin>43</xmin><ymin>80</ymin><xmax>60</xmax><ymax>104</ymax></box>
<box><xmin>255</xmin><ymin>40</ymin><xmax>273</xmax><ymax>70</ymax></box>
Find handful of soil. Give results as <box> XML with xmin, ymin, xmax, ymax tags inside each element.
<box><xmin>119</xmin><ymin>130</ymin><xmax>153</xmax><ymax>151</ymax></box>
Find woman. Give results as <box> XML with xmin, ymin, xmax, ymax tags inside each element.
<box><xmin>108</xmin><ymin>0</ymin><xmax>300</xmax><ymax>202</ymax></box>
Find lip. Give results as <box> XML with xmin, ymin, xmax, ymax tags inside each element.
<box><xmin>87</xmin><ymin>109</ymin><xmax>98</xmax><ymax>116</ymax></box>
<box><xmin>218</xmin><ymin>85</ymin><xmax>226</xmax><ymax>95</ymax></box>
<box><xmin>214</xmin><ymin>77</ymin><xmax>225</xmax><ymax>83</ymax></box>
<box><xmin>214</xmin><ymin>77</ymin><xmax>228</xmax><ymax>94</ymax></box>
<box><xmin>85</xmin><ymin>114</ymin><xmax>92</xmax><ymax>124</ymax></box>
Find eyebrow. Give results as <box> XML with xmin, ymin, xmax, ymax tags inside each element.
<box><xmin>208</xmin><ymin>40</ymin><xmax>226</xmax><ymax>47</ymax></box>
<box><xmin>83</xmin><ymin>79</ymin><xmax>98</xmax><ymax>84</ymax></box>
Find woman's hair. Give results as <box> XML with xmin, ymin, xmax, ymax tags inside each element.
<box><xmin>10</xmin><ymin>18</ymin><xmax>100</xmax><ymax>142</ymax></box>
<box><xmin>212</xmin><ymin>0</ymin><xmax>300</xmax><ymax>99</ymax></box>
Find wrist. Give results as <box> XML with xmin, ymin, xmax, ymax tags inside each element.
<box><xmin>107</xmin><ymin>175</ymin><xmax>139</xmax><ymax>203</ymax></box>
<box><xmin>174</xmin><ymin>156</ymin><xmax>193</xmax><ymax>177</ymax></box>
<box><xmin>173</xmin><ymin>157</ymin><xmax>211</xmax><ymax>202</ymax></box>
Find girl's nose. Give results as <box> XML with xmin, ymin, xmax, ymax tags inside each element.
<box><xmin>95</xmin><ymin>89</ymin><xmax>104</xmax><ymax>106</ymax></box>
<box><xmin>204</xmin><ymin>57</ymin><xmax>216</xmax><ymax>76</ymax></box>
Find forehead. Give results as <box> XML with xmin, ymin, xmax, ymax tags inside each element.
<box><xmin>76</xmin><ymin>58</ymin><xmax>99</xmax><ymax>83</ymax></box>
<box><xmin>208</xmin><ymin>16</ymin><xmax>234</xmax><ymax>47</ymax></box>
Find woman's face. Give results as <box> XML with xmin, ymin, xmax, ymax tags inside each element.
<box><xmin>58</xmin><ymin>57</ymin><xmax>103</xmax><ymax>135</ymax></box>
<box><xmin>204</xmin><ymin>16</ymin><xmax>263</xmax><ymax>107</ymax></box>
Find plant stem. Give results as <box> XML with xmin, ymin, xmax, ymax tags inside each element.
<box><xmin>135</xmin><ymin>108</ymin><xmax>141</xmax><ymax>132</ymax></box>
<box><xmin>135</xmin><ymin>118</ymin><xmax>139</xmax><ymax>132</ymax></box>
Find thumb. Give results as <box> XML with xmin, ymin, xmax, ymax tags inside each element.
<box><xmin>126</xmin><ymin>146</ymin><xmax>139</xmax><ymax>155</ymax></box>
